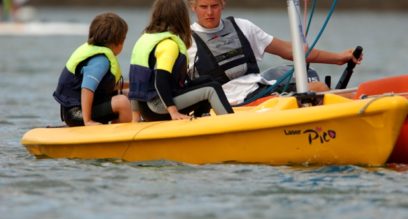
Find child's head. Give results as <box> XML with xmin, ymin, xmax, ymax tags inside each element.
<box><xmin>145</xmin><ymin>0</ymin><xmax>192</xmax><ymax>48</ymax></box>
<box><xmin>88</xmin><ymin>12</ymin><xmax>128</xmax><ymax>47</ymax></box>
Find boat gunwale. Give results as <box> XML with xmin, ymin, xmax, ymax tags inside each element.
<box><xmin>21</xmin><ymin>95</ymin><xmax>408</xmax><ymax>146</ymax></box>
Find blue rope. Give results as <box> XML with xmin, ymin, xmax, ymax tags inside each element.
<box><xmin>305</xmin><ymin>0</ymin><xmax>317</xmax><ymax>36</ymax></box>
<box><xmin>233</xmin><ymin>68</ymin><xmax>294</xmax><ymax>107</ymax></box>
<box><xmin>306</xmin><ymin>0</ymin><xmax>337</xmax><ymax>57</ymax></box>
<box><xmin>235</xmin><ymin>0</ymin><xmax>338</xmax><ymax>106</ymax></box>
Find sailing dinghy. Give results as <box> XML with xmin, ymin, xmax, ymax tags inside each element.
<box><xmin>20</xmin><ymin>1</ymin><xmax>408</xmax><ymax>166</ymax></box>
<box><xmin>21</xmin><ymin>94</ymin><xmax>408</xmax><ymax>166</ymax></box>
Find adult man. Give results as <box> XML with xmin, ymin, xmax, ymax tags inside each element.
<box><xmin>187</xmin><ymin>0</ymin><xmax>362</xmax><ymax>104</ymax></box>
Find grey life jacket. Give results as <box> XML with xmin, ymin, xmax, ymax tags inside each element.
<box><xmin>191</xmin><ymin>16</ymin><xmax>260</xmax><ymax>84</ymax></box>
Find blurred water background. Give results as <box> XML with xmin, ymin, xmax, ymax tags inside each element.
<box><xmin>1</xmin><ymin>5</ymin><xmax>408</xmax><ymax>219</ymax></box>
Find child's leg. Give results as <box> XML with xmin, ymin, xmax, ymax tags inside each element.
<box><xmin>111</xmin><ymin>94</ymin><xmax>132</xmax><ymax>123</ymax></box>
<box><xmin>174</xmin><ymin>81</ymin><xmax>234</xmax><ymax>115</ymax></box>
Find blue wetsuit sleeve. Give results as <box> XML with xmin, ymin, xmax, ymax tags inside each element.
<box><xmin>81</xmin><ymin>55</ymin><xmax>110</xmax><ymax>92</ymax></box>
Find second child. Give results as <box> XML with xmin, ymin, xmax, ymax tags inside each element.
<box><xmin>128</xmin><ymin>0</ymin><xmax>233</xmax><ymax>122</ymax></box>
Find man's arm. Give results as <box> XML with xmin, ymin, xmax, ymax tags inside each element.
<box><xmin>264</xmin><ymin>37</ymin><xmax>362</xmax><ymax>65</ymax></box>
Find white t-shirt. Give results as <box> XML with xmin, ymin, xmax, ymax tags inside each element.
<box><xmin>188</xmin><ymin>18</ymin><xmax>275</xmax><ymax>105</ymax></box>
<box><xmin>188</xmin><ymin>18</ymin><xmax>274</xmax><ymax>73</ymax></box>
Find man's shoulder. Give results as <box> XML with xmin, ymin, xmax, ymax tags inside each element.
<box><xmin>191</xmin><ymin>22</ymin><xmax>200</xmax><ymax>31</ymax></box>
<box><xmin>231</xmin><ymin>17</ymin><xmax>255</xmax><ymax>27</ymax></box>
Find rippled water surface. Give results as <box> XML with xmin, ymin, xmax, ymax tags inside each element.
<box><xmin>1</xmin><ymin>7</ymin><xmax>408</xmax><ymax>219</ymax></box>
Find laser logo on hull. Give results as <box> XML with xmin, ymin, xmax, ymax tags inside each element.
<box><xmin>284</xmin><ymin>127</ymin><xmax>336</xmax><ymax>144</ymax></box>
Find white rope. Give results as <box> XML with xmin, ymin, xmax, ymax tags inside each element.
<box><xmin>358</xmin><ymin>93</ymin><xmax>408</xmax><ymax>115</ymax></box>
<box><xmin>358</xmin><ymin>95</ymin><xmax>393</xmax><ymax>115</ymax></box>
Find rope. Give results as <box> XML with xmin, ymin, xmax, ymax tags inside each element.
<box><xmin>358</xmin><ymin>92</ymin><xmax>408</xmax><ymax>115</ymax></box>
<box><xmin>236</xmin><ymin>0</ymin><xmax>338</xmax><ymax>106</ymax></box>
<box><xmin>232</xmin><ymin>68</ymin><xmax>294</xmax><ymax>107</ymax></box>
<box><xmin>305</xmin><ymin>0</ymin><xmax>337</xmax><ymax>57</ymax></box>
<box><xmin>303</xmin><ymin>0</ymin><xmax>307</xmax><ymax>34</ymax></box>
<box><xmin>305</xmin><ymin>0</ymin><xmax>317</xmax><ymax>37</ymax></box>
<box><xmin>359</xmin><ymin>94</ymin><xmax>394</xmax><ymax>115</ymax></box>
<box><xmin>359</xmin><ymin>92</ymin><xmax>408</xmax><ymax>100</ymax></box>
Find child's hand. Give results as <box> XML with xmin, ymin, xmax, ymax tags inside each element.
<box><xmin>167</xmin><ymin>106</ymin><xmax>191</xmax><ymax>120</ymax></box>
<box><xmin>84</xmin><ymin>120</ymin><xmax>102</xmax><ymax>126</ymax></box>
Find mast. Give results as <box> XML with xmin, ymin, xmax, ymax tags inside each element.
<box><xmin>287</xmin><ymin>0</ymin><xmax>308</xmax><ymax>93</ymax></box>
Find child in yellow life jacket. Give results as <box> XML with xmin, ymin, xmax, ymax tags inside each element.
<box><xmin>128</xmin><ymin>0</ymin><xmax>233</xmax><ymax>122</ymax></box>
<box><xmin>53</xmin><ymin>12</ymin><xmax>132</xmax><ymax>126</ymax></box>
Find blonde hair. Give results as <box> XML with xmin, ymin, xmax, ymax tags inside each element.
<box><xmin>188</xmin><ymin>0</ymin><xmax>226</xmax><ymax>7</ymax></box>
<box><xmin>88</xmin><ymin>12</ymin><xmax>128</xmax><ymax>46</ymax></box>
<box><xmin>145</xmin><ymin>0</ymin><xmax>192</xmax><ymax>48</ymax></box>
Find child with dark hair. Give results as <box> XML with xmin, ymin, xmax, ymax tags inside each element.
<box><xmin>53</xmin><ymin>12</ymin><xmax>132</xmax><ymax>126</ymax></box>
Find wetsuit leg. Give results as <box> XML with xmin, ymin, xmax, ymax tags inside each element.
<box><xmin>139</xmin><ymin>81</ymin><xmax>233</xmax><ymax>121</ymax></box>
<box><xmin>138</xmin><ymin>101</ymin><xmax>171</xmax><ymax>121</ymax></box>
<box><xmin>61</xmin><ymin>98</ymin><xmax>118</xmax><ymax>126</ymax></box>
<box><xmin>173</xmin><ymin>81</ymin><xmax>234</xmax><ymax>115</ymax></box>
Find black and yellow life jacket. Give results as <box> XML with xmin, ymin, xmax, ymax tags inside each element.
<box><xmin>128</xmin><ymin>32</ymin><xmax>188</xmax><ymax>101</ymax></box>
<box><xmin>53</xmin><ymin>43</ymin><xmax>122</xmax><ymax>107</ymax></box>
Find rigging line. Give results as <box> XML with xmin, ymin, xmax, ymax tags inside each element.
<box><xmin>304</xmin><ymin>0</ymin><xmax>317</xmax><ymax>69</ymax></box>
<box><xmin>303</xmin><ymin>0</ymin><xmax>307</xmax><ymax>35</ymax></box>
<box><xmin>235</xmin><ymin>0</ymin><xmax>338</xmax><ymax>106</ymax></box>
<box><xmin>305</xmin><ymin>0</ymin><xmax>317</xmax><ymax>37</ymax></box>
<box><xmin>359</xmin><ymin>92</ymin><xmax>408</xmax><ymax>99</ymax></box>
<box><xmin>269</xmin><ymin>0</ymin><xmax>336</xmax><ymax>91</ymax></box>
<box><xmin>305</xmin><ymin>0</ymin><xmax>338</xmax><ymax>57</ymax></box>
<box><xmin>232</xmin><ymin>68</ymin><xmax>294</xmax><ymax>107</ymax></box>
<box><xmin>358</xmin><ymin>95</ymin><xmax>391</xmax><ymax>115</ymax></box>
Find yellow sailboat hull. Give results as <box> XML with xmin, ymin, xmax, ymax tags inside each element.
<box><xmin>21</xmin><ymin>94</ymin><xmax>408</xmax><ymax>166</ymax></box>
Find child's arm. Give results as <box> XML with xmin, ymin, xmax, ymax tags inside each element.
<box><xmin>80</xmin><ymin>55</ymin><xmax>110</xmax><ymax>126</ymax></box>
<box><xmin>81</xmin><ymin>88</ymin><xmax>101</xmax><ymax>126</ymax></box>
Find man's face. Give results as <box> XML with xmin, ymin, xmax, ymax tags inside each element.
<box><xmin>191</xmin><ymin>0</ymin><xmax>224</xmax><ymax>29</ymax></box>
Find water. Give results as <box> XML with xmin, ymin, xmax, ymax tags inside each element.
<box><xmin>1</xmin><ymin>7</ymin><xmax>408</xmax><ymax>219</ymax></box>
